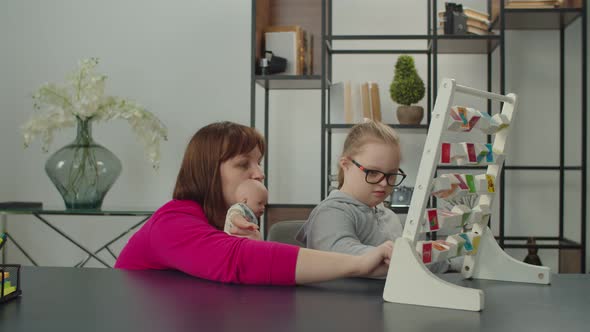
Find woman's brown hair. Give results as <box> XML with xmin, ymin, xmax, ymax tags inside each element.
<box><xmin>173</xmin><ymin>121</ymin><xmax>265</xmax><ymax>229</ymax></box>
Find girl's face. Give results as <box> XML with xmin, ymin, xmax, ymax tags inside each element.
<box><xmin>220</xmin><ymin>148</ymin><xmax>265</xmax><ymax>208</ymax></box>
<box><xmin>340</xmin><ymin>141</ymin><xmax>401</xmax><ymax>208</ymax></box>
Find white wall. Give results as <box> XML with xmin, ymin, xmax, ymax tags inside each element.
<box><xmin>0</xmin><ymin>0</ymin><xmax>250</xmax><ymax>266</ymax></box>
<box><xmin>1</xmin><ymin>0</ymin><xmax>588</xmax><ymax>272</ymax></box>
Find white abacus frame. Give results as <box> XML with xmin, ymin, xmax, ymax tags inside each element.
<box><xmin>383</xmin><ymin>78</ymin><xmax>550</xmax><ymax>312</ymax></box>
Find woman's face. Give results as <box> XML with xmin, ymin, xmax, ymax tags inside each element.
<box><xmin>220</xmin><ymin>148</ymin><xmax>265</xmax><ymax>208</ymax></box>
<box><xmin>340</xmin><ymin>141</ymin><xmax>401</xmax><ymax>208</ymax></box>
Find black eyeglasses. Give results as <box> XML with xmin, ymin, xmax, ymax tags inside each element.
<box><xmin>351</xmin><ymin>159</ymin><xmax>406</xmax><ymax>187</ymax></box>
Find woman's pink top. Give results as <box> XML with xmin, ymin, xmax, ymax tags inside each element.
<box><xmin>115</xmin><ymin>200</ymin><xmax>300</xmax><ymax>285</ymax></box>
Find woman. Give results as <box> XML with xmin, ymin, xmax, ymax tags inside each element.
<box><xmin>115</xmin><ymin>121</ymin><xmax>392</xmax><ymax>285</ymax></box>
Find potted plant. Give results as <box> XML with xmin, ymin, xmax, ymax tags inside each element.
<box><xmin>389</xmin><ymin>55</ymin><xmax>425</xmax><ymax>125</ymax></box>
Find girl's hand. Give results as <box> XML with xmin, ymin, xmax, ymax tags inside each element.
<box><xmin>229</xmin><ymin>215</ymin><xmax>262</xmax><ymax>240</ymax></box>
<box><xmin>356</xmin><ymin>241</ymin><xmax>394</xmax><ymax>278</ymax></box>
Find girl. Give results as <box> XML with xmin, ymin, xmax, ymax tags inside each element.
<box><xmin>115</xmin><ymin>121</ymin><xmax>393</xmax><ymax>285</ymax></box>
<box><xmin>297</xmin><ymin>120</ymin><xmax>455</xmax><ymax>273</ymax></box>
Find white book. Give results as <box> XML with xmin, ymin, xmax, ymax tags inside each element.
<box><xmin>330</xmin><ymin>81</ymin><xmax>353</xmax><ymax>124</ymax></box>
<box><xmin>265</xmin><ymin>31</ymin><xmax>297</xmax><ymax>75</ymax></box>
<box><xmin>351</xmin><ymin>82</ymin><xmax>364</xmax><ymax>123</ymax></box>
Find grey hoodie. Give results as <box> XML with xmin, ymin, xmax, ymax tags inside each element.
<box><xmin>296</xmin><ymin>190</ymin><xmax>457</xmax><ymax>273</ymax></box>
<box><xmin>296</xmin><ymin>190</ymin><xmax>402</xmax><ymax>255</ymax></box>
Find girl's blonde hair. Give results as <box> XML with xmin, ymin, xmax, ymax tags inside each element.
<box><xmin>337</xmin><ymin>120</ymin><xmax>400</xmax><ymax>188</ymax></box>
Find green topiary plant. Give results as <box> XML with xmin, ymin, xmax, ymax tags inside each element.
<box><xmin>389</xmin><ymin>55</ymin><xmax>425</xmax><ymax>106</ymax></box>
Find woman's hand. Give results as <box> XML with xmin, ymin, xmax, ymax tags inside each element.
<box><xmin>229</xmin><ymin>215</ymin><xmax>262</xmax><ymax>240</ymax></box>
<box><xmin>294</xmin><ymin>241</ymin><xmax>394</xmax><ymax>284</ymax></box>
<box><xmin>355</xmin><ymin>241</ymin><xmax>394</xmax><ymax>278</ymax></box>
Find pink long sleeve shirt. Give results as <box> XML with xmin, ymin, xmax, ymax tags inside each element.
<box><xmin>115</xmin><ymin>200</ymin><xmax>300</xmax><ymax>285</ymax></box>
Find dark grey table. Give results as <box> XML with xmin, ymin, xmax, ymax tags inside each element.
<box><xmin>0</xmin><ymin>267</ymin><xmax>588</xmax><ymax>332</ymax></box>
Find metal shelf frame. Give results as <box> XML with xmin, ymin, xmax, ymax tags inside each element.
<box><xmin>250</xmin><ymin>1</ymin><xmax>587</xmax><ymax>272</ymax></box>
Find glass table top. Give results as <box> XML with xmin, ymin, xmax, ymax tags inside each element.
<box><xmin>0</xmin><ymin>202</ymin><xmax>154</xmax><ymax>216</ymax></box>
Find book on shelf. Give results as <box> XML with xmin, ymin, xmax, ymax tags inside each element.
<box><xmin>563</xmin><ymin>0</ymin><xmax>582</xmax><ymax>8</ymax></box>
<box><xmin>438</xmin><ymin>3</ymin><xmax>491</xmax><ymax>35</ymax></box>
<box><xmin>306</xmin><ymin>33</ymin><xmax>314</xmax><ymax>75</ymax></box>
<box><xmin>330</xmin><ymin>81</ymin><xmax>381</xmax><ymax>124</ymax></box>
<box><xmin>350</xmin><ymin>82</ymin><xmax>363</xmax><ymax>122</ymax></box>
<box><xmin>264</xmin><ymin>26</ymin><xmax>301</xmax><ymax>75</ymax></box>
<box><xmin>358</xmin><ymin>82</ymin><xmax>381</xmax><ymax>122</ymax></box>
<box><xmin>0</xmin><ymin>201</ymin><xmax>43</xmax><ymax>210</ymax></box>
<box><xmin>438</xmin><ymin>20</ymin><xmax>490</xmax><ymax>35</ymax></box>
<box><xmin>360</xmin><ymin>83</ymin><xmax>372</xmax><ymax>120</ymax></box>
<box><xmin>369</xmin><ymin>82</ymin><xmax>382</xmax><ymax>122</ymax></box>
<box><xmin>463</xmin><ymin>7</ymin><xmax>490</xmax><ymax>21</ymax></box>
<box><xmin>438</xmin><ymin>9</ymin><xmax>490</xmax><ymax>25</ymax></box>
<box><xmin>438</xmin><ymin>5</ymin><xmax>490</xmax><ymax>35</ymax></box>
<box><xmin>506</xmin><ymin>0</ymin><xmax>562</xmax><ymax>9</ymax></box>
<box><xmin>467</xmin><ymin>25</ymin><xmax>489</xmax><ymax>35</ymax></box>
<box><xmin>436</xmin><ymin>26</ymin><xmax>490</xmax><ymax>36</ymax></box>
<box><xmin>360</xmin><ymin>82</ymin><xmax>382</xmax><ymax>122</ymax></box>
<box><xmin>438</xmin><ymin>18</ymin><xmax>489</xmax><ymax>31</ymax></box>
<box><xmin>439</xmin><ymin>7</ymin><xmax>491</xmax><ymax>23</ymax></box>
<box><xmin>466</xmin><ymin>18</ymin><xmax>489</xmax><ymax>30</ymax></box>
<box><xmin>264</xmin><ymin>25</ymin><xmax>314</xmax><ymax>76</ymax></box>
<box><xmin>330</xmin><ymin>81</ymin><xmax>353</xmax><ymax>124</ymax></box>
<box><xmin>302</xmin><ymin>30</ymin><xmax>308</xmax><ymax>75</ymax></box>
<box><xmin>491</xmin><ymin>0</ymin><xmax>579</xmax><ymax>21</ymax></box>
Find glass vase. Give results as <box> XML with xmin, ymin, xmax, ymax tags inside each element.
<box><xmin>45</xmin><ymin>118</ymin><xmax>122</xmax><ymax>209</ymax></box>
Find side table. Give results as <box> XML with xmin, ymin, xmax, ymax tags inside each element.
<box><xmin>0</xmin><ymin>207</ymin><xmax>153</xmax><ymax>268</ymax></box>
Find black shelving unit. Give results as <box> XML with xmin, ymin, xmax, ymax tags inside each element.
<box><xmin>321</xmin><ymin>1</ymin><xmax>503</xmax><ymax>221</ymax></box>
<box><xmin>251</xmin><ymin>1</ymin><xmax>586</xmax><ymax>272</ymax></box>
<box><xmin>254</xmin><ymin>75</ymin><xmax>323</xmax><ymax>90</ymax></box>
<box><xmin>323</xmin><ymin>1</ymin><xmax>503</xmax><ymax>200</ymax></box>
<box><xmin>490</xmin><ymin>2</ymin><xmax>587</xmax><ymax>273</ymax></box>
<box><xmin>250</xmin><ymin>0</ymin><xmax>327</xmax><ymax>237</ymax></box>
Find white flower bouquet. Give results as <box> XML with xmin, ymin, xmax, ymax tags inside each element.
<box><xmin>22</xmin><ymin>58</ymin><xmax>168</xmax><ymax>168</ymax></box>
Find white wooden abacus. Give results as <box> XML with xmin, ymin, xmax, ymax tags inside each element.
<box><xmin>383</xmin><ymin>78</ymin><xmax>550</xmax><ymax>312</ymax></box>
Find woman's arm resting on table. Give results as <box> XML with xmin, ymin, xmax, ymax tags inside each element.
<box><xmin>295</xmin><ymin>241</ymin><xmax>393</xmax><ymax>284</ymax></box>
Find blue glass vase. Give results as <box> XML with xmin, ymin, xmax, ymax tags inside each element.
<box><xmin>45</xmin><ymin>118</ymin><xmax>122</xmax><ymax>209</ymax></box>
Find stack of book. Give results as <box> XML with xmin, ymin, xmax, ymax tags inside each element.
<box><xmin>438</xmin><ymin>5</ymin><xmax>491</xmax><ymax>35</ymax></box>
<box><xmin>506</xmin><ymin>0</ymin><xmax>563</xmax><ymax>9</ymax></box>
<box><xmin>0</xmin><ymin>201</ymin><xmax>43</xmax><ymax>210</ymax></box>
<box><xmin>264</xmin><ymin>25</ymin><xmax>313</xmax><ymax>75</ymax></box>
<box><xmin>330</xmin><ymin>81</ymin><xmax>382</xmax><ymax>124</ymax></box>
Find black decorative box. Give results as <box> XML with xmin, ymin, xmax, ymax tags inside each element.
<box><xmin>0</xmin><ymin>264</ymin><xmax>22</xmax><ymax>303</ymax></box>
